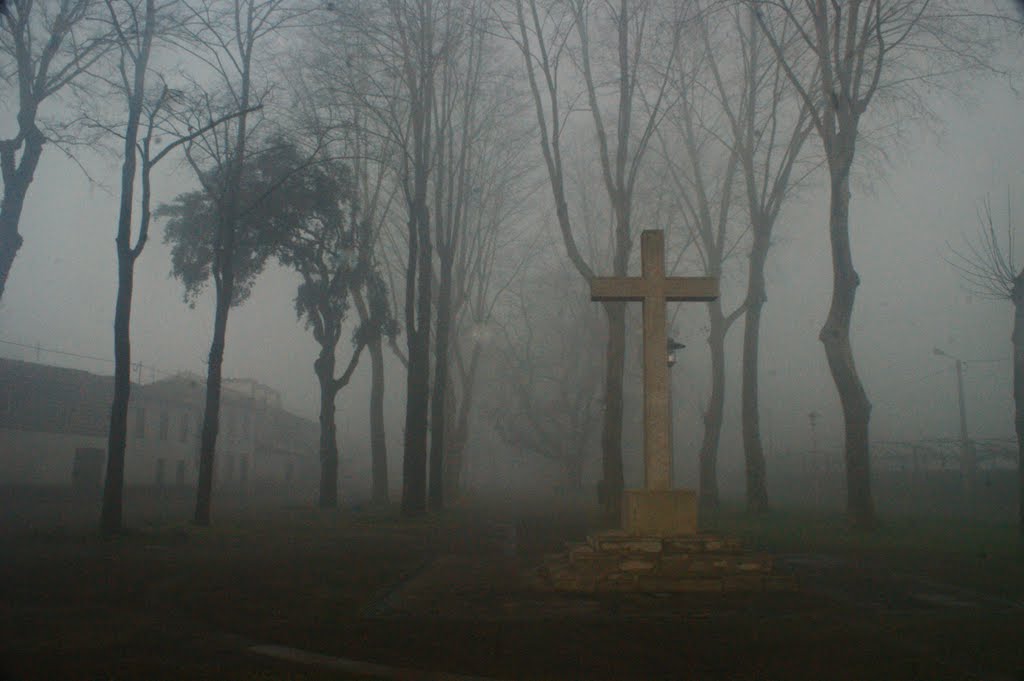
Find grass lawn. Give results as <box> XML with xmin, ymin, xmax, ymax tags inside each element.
<box><xmin>1</xmin><ymin>488</ymin><xmax>1022</xmax><ymax>680</ymax></box>
<box><xmin>702</xmin><ymin>505</ymin><xmax>1024</xmax><ymax>596</ymax></box>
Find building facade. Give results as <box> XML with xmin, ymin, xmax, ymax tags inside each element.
<box><xmin>0</xmin><ymin>358</ymin><xmax>317</xmax><ymax>489</ymax></box>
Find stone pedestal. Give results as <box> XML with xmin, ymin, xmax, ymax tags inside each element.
<box><xmin>622</xmin><ymin>489</ymin><xmax>697</xmax><ymax>537</ymax></box>
<box><xmin>535</xmin><ymin>530</ymin><xmax>796</xmax><ymax>593</ymax></box>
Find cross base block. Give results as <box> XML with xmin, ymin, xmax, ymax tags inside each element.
<box><xmin>622</xmin><ymin>489</ymin><xmax>698</xmax><ymax>537</ymax></box>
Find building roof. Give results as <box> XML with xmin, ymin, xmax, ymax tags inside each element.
<box><xmin>0</xmin><ymin>358</ymin><xmax>316</xmax><ymax>453</ymax></box>
<box><xmin>0</xmin><ymin>358</ymin><xmax>113</xmax><ymax>436</ymax></box>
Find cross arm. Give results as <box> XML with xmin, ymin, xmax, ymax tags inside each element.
<box><xmin>664</xmin><ymin>277</ymin><xmax>718</xmax><ymax>302</ymax></box>
<box><xmin>590</xmin><ymin>277</ymin><xmax>648</xmax><ymax>301</ymax></box>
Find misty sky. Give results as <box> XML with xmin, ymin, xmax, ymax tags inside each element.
<box><xmin>0</xmin><ymin>60</ymin><xmax>1020</xmax><ymax>487</ymax></box>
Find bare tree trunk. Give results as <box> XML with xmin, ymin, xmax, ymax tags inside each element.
<box><xmin>368</xmin><ymin>333</ymin><xmax>388</xmax><ymax>505</ymax></box>
<box><xmin>195</xmin><ymin>293</ymin><xmax>230</xmax><ymax>526</ymax></box>
<box><xmin>316</xmin><ymin>347</ymin><xmax>340</xmax><ymax>508</ymax></box>
<box><xmin>444</xmin><ymin>341</ymin><xmax>480</xmax><ymax>499</ymax></box>
<box><xmin>599</xmin><ymin>302</ymin><xmax>626</xmax><ymax>515</ymax></box>
<box><xmin>402</xmin><ymin>199</ymin><xmax>432</xmax><ymax>516</ymax></box>
<box><xmin>101</xmin><ymin>255</ymin><xmax>134</xmax><ymax>534</ymax></box>
<box><xmin>1012</xmin><ymin>281</ymin><xmax>1024</xmax><ymax>538</ymax></box>
<box><xmin>428</xmin><ymin>253</ymin><xmax>453</xmax><ymax>510</ymax></box>
<box><xmin>399</xmin><ymin>2</ymin><xmax>434</xmax><ymax>516</ymax></box>
<box><xmin>0</xmin><ymin>127</ymin><xmax>44</xmax><ymax>303</ymax></box>
<box><xmin>699</xmin><ymin>302</ymin><xmax>726</xmax><ymax>509</ymax></box>
<box><xmin>403</xmin><ymin>328</ymin><xmax>429</xmax><ymax>514</ymax></box>
<box><xmin>101</xmin><ymin>13</ymin><xmax>156</xmax><ymax>533</ymax></box>
<box><xmin>821</xmin><ymin>159</ymin><xmax>874</xmax><ymax>529</ymax></box>
<box><xmin>742</xmin><ymin>231</ymin><xmax>770</xmax><ymax>512</ymax></box>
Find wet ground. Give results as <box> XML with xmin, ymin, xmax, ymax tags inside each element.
<box><xmin>1</xmin><ymin>488</ymin><xmax>1022</xmax><ymax>680</ymax></box>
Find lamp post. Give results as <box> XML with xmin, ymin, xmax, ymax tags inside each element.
<box><xmin>933</xmin><ymin>347</ymin><xmax>975</xmax><ymax>507</ymax></box>
<box><xmin>667</xmin><ymin>337</ymin><xmax>685</xmax><ymax>368</ymax></box>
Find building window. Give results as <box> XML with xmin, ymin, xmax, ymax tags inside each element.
<box><xmin>134</xmin><ymin>407</ymin><xmax>146</xmax><ymax>439</ymax></box>
<box><xmin>179</xmin><ymin>412</ymin><xmax>189</xmax><ymax>443</ymax></box>
<box><xmin>159</xmin><ymin>410</ymin><xmax>169</xmax><ymax>441</ymax></box>
<box><xmin>241</xmin><ymin>410</ymin><xmax>250</xmax><ymax>437</ymax></box>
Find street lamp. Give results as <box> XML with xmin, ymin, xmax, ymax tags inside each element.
<box><xmin>933</xmin><ymin>346</ymin><xmax>974</xmax><ymax>505</ymax></box>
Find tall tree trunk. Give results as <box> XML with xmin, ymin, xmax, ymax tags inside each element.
<box><xmin>403</xmin><ymin>326</ymin><xmax>429</xmax><ymax>514</ymax></box>
<box><xmin>444</xmin><ymin>341</ymin><xmax>480</xmax><ymax>500</ymax></box>
<box><xmin>442</xmin><ymin>373</ymin><xmax>459</xmax><ymax>499</ymax></box>
<box><xmin>1012</xmin><ymin>280</ymin><xmax>1024</xmax><ymax>538</ymax></box>
<box><xmin>194</xmin><ymin>294</ymin><xmax>230</xmax><ymax>526</ymax></box>
<box><xmin>316</xmin><ymin>347</ymin><xmax>340</xmax><ymax>508</ymax></box>
<box><xmin>101</xmin><ymin>26</ymin><xmax>153</xmax><ymax>533</ymax></box>
<box><xmin>101</xmin><ymin>255</ymin><xmax>135</xmax><ymax>534</ymax></box>
<box><xmin>821</xmin><ymin>158</ymin><xmax>874</xmax><ymax>529</ymax></box>
<box><xmin>699</xmin><ymin>301</ymin><xmax>726</xmax><ymax>510</ymax></box>
<box><xmin>0</xmin><ymin>126</ymin><xmax>44</xmax><ymax>303</ymax></box>
<box><xmin>428</xmin><ymin>253</ymin><xmax>453</xmax><ymax>510</ymax></box>
<box><xmin>193</xmin><ymin>46</ymin><xmax>251</xmax><ymax>526</ymax></box>
<box><xmin>599</xmin><ymin>302</ymin><xmax>626</xmax><ymax>515</ymax></box>
<box><xmin>368</xmin><ymin>333</ymin><xmax>388</xmax><ymax>505</ymax></box>
<box><xmin>742</xmin><ymin>231</ymin><xmax>770</xmax><ymax>512</ymax></box>
<box><xmin>402</xmin><ymin>200</ymin><xmax>432</xmax><ymax>516</ymax></box>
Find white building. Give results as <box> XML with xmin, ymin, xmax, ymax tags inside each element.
<box><xmin>0</xmin><ymin>358</ymin><xmax>317</xmax><ymax>489</ymax></box>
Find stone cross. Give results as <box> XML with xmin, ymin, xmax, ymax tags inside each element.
<box><xmin>591</xmin><ymin>230</ymin><xmax>718</xmax><ymax>490</ymax></box>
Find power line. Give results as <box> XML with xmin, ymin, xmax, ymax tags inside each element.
<box><xmin>0</xmin><ymin>337</ymin><xmax>177</xmax><ymax>382</ymax></box>
<box><xmin>0</xmin><ymin>338</ymin><xmax>113</xmax><ymax>365</ymax></box>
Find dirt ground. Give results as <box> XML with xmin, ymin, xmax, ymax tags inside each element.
<box><xmin>1</xmin><ymin>486</ymin><xmax>1022</xmax><ymax>680</ymax></box>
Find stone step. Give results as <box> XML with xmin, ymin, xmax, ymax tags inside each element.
<box><xmin>586</xmin><ymin>531</ymin><xmax>744</xmax><ymax>555</ymax></box>
<box><xmin>537</xmin><ymin>531</ymin><xmax>792</xmax><ymax>594</ymax></box>
<box><xmin>543</xmin><ymin>571</ymin><xmax>798</xmax><ymax>594</ymax></box>
<box><xmin>657</xmin><ymin>553</ymin><xmax>773</xmax><ymax>577</ymax></box>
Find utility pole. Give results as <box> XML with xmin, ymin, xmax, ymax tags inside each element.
<box><xmin>934</xmin><ymin>348</ymin><xmax>975</xmax><ymax>509</ymax></box>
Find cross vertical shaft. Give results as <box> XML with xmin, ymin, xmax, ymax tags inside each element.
<box><xmin>642</xmin><ymin>232</ymin><xmax>671</xmax><ymax>489</ymax></box>
<box><xmin>590</xmin><ymin>229</ymin><xmax>718</xmax><ymax>493</ymax></box>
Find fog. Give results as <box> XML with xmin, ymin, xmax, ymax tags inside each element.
<box><xmin>5</xmin><ymin>3</ymin><xmax>1024</xmax><ymax>678</ymax></box>
<box><xmin>0</xmin><ymin>0</ymin><xmax>1021</xmax><ymax>508</ymax></box>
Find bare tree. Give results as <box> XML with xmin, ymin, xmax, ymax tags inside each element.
<box><xmin>491</xmin><ymin>258</ymin><xmax>604</xmax><ymax>492</ymax></box>
<box><xmin>0</xmin><ymin>0</ymin><xmax>112</xmax><ymax>303</ymax></box>
<box><xmin>331</xmin><ymin>0</ymin><xmax>471</xmax><ymax>515</ymax></box>
<box><xmin>752</xmin><ymin>0</ymin><xmax>1011</xmax><ymax>528</ymax></box>
<box><xmin>441</xmin><ymin>104</ymin><xmax>533</xmax><ymax>501</ymax></box>
<box><xmin>272</xmin><ymin>143</ymin><xmax>395</xmax><ymax>509</ymax></box>
<box><xmin>948</xmin><ymin>192</ymin><xmax>1024</xmax><ymax>536</ymax></box>
<box><xmin>300</xmin><ymin>12</ymin><xmax>402</xmax><ymax>506</ymax></box>
<box><xmin>169</xmin><ymin>0</ymin><xmax>303</xmax><ymax>526</ymax></box>
<box><xmin>97</xmin><ymin>0</ymin><xmax>251</xmax><ymax>534</ymax></box>
<box><xmin>427</xmin><ymin>4</ymin><xmax>532</xmax><ymax>508</ymax></box>
<box><xmin>348</xmin><ymin>131</ymin><xmax>399</xmax><ymax>507</ymax></box>
<box><xmin>427</xmin><ymin>1</ymin><xmax>482</xmax><ymax>510</ymax></box>
<box><xmin>347</xmin><ymin>0</ymin><xmax>444</xmax><ymax>516</ymax></box>
<box><xmin>656</xmin><ymin>16</ymin><xmax>745</xmax><ymax>510</ymax></box>
<box><xmin>503</xmin><ymin>0</ymin><xmax>683</xmax><ymax>516</ymax></box>
<box><xmin>696</xmin><ymin>4</ymin><xmax>816</xmax><ymax>512</ymax></box>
